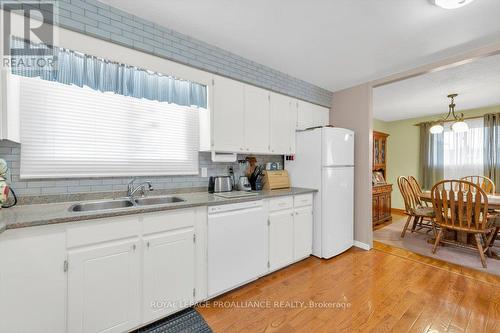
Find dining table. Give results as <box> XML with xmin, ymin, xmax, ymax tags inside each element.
<box><xmin>419</xmin><ymin>191</ymin><xmax>500</xmax><ymax>259</ymax></box>
<box><xmin>420</xmin><ymin>191</ymin><xmax>500</xmax><ymax>211</ymax></box>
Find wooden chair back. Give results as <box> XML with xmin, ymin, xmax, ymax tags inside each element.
<box><xmin>398</xmin><ymin>176</ymin><xmax>421</xmax><ymax>214</ymax></box>
<box><xmin>459</xmin><ymin>176</ymin><xmax>496</xmax><ymax>194</ymax></box>
<box><xmin>431</xmin><ymin>180</ymin><xmax>489</xmax><ymax>231</ymax></box>
<box><xmin>408</xmin><ymin>176</ymin><xmax>428</xmax><ymax>207</ymax></box>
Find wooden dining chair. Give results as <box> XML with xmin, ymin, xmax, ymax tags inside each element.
<box><xmin>431</xmin><ymin>180</ymin><xmax>497</xmax><ymax>268</ymax></box>
<box><xmin>398</xmin><ymin>176</ymin><xmax>435</xmax><ymax>238</ymax></box>
<box><xmin>408</xmin><ymin>176</ymin><xmax>428</xmax><ymax>207</ymax></box>
<box><xmin>460</xmin><ymin>176</ymin><xmax>496</xmax><ymax>194</ymax></box>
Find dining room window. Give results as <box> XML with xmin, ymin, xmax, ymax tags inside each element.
<box><xmin>443</xmin><ymin>117</ymin><xmax>484</xmax><ymax>180</ymax></box>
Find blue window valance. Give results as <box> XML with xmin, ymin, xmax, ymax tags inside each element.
<box><xmin>10</xmin><ymin>37</ymin><xmax>207</xmax><ymax>108</ymax></box>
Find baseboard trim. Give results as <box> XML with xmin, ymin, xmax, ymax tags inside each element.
<box><xmin>391</xmin><ymin>208</ymin><xmax>406</xmax><ymax>215</ymax></box>
<box><xmin>353</xmin><ymin>241</ymin><xmax>371</xmax><ymax>251</ymax></box>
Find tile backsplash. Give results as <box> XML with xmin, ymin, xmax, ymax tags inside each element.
<box><xmin>0</xmin><ymin>140</ymin><xmax>282</xmax><ymax>202</ymax></box>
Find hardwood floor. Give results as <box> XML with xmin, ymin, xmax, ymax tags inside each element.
<box><xmin>197</xmin><ymin>247</ymin><xmax>500</xmax><ymax>333</ymax></box>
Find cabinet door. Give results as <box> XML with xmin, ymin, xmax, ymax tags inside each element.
<box><xmin>380</xmin><ymin>137</ymin><xmax>386</xmax><ymax>164</ymax></box>
<box><xmin>314</xmin><ymin>106</ymin><xmax>330</xmax><ymax>127</ymax></box>
<box><xmin>269</xmin><ymin>210</ymin><xmax>294</xmax><ymax>270</ymax></box>
<box><xmin>269</xmin><ymin>92</ymin><xmax>293</xmax><ymax>154</ymax></box>
<box><xmin>244</xmin><ymin>85</ymin><xmax>270</xmax><ymax>153</ymax></box>
<box><xmin>212</xmin><ymin>76</ymin><xmax>245</xmax><ymax>152</ymax></box>
<box><xmin>372</xmin><ymin>196</ymin><xmax>379</xmax><ymax>223</ymax></box>
<box><xmin>142</xmin><ymin>228</ymin><xmax>195</xmax><ymax>323</ymax></box>
<box><xmin>289</xmin><ymin>100</ymin><xmax>298</xmax><ymax>154</ymax></box>
<box><xmin>0</xmin><ymin>73</ymin><xmax>21</xmax><ymax>143</ymax></box>
<box><xmin>378</xmin><ymin>194</ymin><xmax>386</xmax><ymax>220</ymax></box>
<box><xmin>296</xmin><ymin>100</ymin><xmax>314</xmax><ymax>130</ymax></box>
<box><xmin>0</xmin><ymin>229</ymin><xmax>67</xmax><ymax>333</ymax></box>
<box><xmin>373</xmin><ymin>138</ymin><xmax>380</xmax><ymax>166</ymax></box>
<box><xmin>68</xmin><ymin>239</ymin><xmax>141</xmax><ymax>333</ymax></box>
<box><xmin>383</xmin><ymin>193</ymin><xmax>392</xmax><ymax>219</ymax></box>
<box><xmin>293</xmin><ymin>206</ymin><xmax>313</xmax><ymax>260</ymax></box>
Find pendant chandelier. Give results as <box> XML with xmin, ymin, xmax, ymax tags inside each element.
<box><xmin>429</xmin><ymin>94</ymin><xmax>468</xmax><ymax>134</ymax></box>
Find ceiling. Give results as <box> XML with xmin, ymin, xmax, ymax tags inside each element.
<box><xmin>98</xmin><ymin>0</ymin><xmax>500</xmax><ymax>92</ymax></box>
<box><xmin>373</xmin><ymin>52</ymin><xmax>500</xmax><ymax>121</ymax></box>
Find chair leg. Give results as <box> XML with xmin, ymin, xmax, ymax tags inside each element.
<box><xmin>431</xmin><ymin>220</ymin><xmax>438</xmax><ymax>238</ymax></box>
<box><xmin>474</xmin><ymin>234</ymin><xmax>487</xmax><ymax>269</ymax></box>
<box><xmin>483</xmin><ymin>233</ymin><xmax>494</xmax><ymax>257</ymax></box>
<box><xmin>401</xmin><ymin>215</ymin><xmax>413</xmax><ymax>238</ymax></box>
<box><xmin>432</xmin><ymin>228</ymin><xmax>444</xmax><ymax>254</ymax></box>
<box><xmin>411</xmin><ymin>216</ymin><xmax>420</xmax><ymax>233</ymax></box>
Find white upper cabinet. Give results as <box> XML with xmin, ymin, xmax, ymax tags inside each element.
<box><xmin>315</xmin><ymin>105</ymin><xmax>330</xmax><ymax>127</ymax></box>
<box><xmin>297</xmin><ymin>100</ymin><xmax>330</xmax><ymax>130</ymax></box>
<box><xmin>212</xmin><ymin>75</ymin><xmax>245</xmax><ymax>152</ymax></box>
<box><xmin>270</xmin><ymin>92</ymin><xmax>295</xmax><ymax>155</ymax></box>
<box><xmin>209</xmin><ymin>76</ymin><xmax>298</xmax><ymax>155</ymax></box>
<box><xmin>0</xmin><ymin>73</ymin><xmax>20</xmax><ymax>143</ymax></box>
<box><xmin>290</xmin><ymin>99</ymin><xmax>298</xmax><ymax>154</ymax></box>
<box><xmin>244</xmin><ymin>85</ymin><xmax>270</xmax><ymax>153</ymax></box>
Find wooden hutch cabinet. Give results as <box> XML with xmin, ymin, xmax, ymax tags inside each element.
<box><xmin>372</xmin><ymin>131</ymin><xmax>392</xmax><ymax>226</ymax></box>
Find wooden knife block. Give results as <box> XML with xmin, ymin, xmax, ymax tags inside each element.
<box><xmin>263</xmin><ymin>170</ymin><xmax>290</xmax><ymax>190</ymax></box>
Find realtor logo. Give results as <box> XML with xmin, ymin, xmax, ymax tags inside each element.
<box><xmin>1</xmin><ymin>1</ymin><xmax>58</xmax><ymax>70</ymax></box>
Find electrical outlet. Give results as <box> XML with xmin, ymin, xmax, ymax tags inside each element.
<box><xmin>201</xmin><ymin>167</ymin><xmax>208</xmax><ymax>178</ymax></box>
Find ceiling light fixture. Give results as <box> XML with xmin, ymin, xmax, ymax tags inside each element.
<box><xmin>429</xmin><ymin>94</ymin><xmax>468</xmax><ymax>134</ymax></box>
<box><xmin>431</xmin><ymin>0</ymin><xmax>476</xmax><ymax>9</ymax></box>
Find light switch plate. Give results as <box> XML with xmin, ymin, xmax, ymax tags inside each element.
<box><xmin>201</xmin><ymin>167</ymin><xmax>208</xmax><ymax>177</ymax></box>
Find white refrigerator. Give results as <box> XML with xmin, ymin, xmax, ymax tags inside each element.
<box><xmin>285</xmin><ymin>127</ymin><xmax>354</xmax><ymax>259</ymax></box>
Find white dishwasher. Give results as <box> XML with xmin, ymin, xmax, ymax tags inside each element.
<box><xmin>207</xmin><ymin>200</ymin><xmax>267</xmax><ymax>297</ymax></box>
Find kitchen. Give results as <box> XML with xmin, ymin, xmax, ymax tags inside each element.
<box><xmin>1</xmin><ymin>1</ymin><xmax>500</xmax><ymax>332</ymax></box>
<box><xmin>0</xmin><ymin>3</ymin><xmax>353</xmax><ymax>332</ymax></box>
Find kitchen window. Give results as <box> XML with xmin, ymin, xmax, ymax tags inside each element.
<box><xmin>18</xmin><ymin>76</ymin><xmax>201</xmax><ymax>178</ymax></box>
<box><xmin>12</xmin><ymin>38</ymin><xmax>207</xmax><ymax>178</ymax></box>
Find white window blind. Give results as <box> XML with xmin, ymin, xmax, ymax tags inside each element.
<box><xmin>19</xmin><ymin>76</ymin><xmax>200</xmax><ymax>178</ymax></box>
<box><xmin>443</xmin><ymin>117</ymin><xmax>484</xmax><ymax>180</ymax></box>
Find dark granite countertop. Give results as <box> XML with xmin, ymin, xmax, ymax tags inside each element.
<box><xmin>0</xmin><ymin>187</ymin><xmax>317</xmax><ymax>233</ymax></box>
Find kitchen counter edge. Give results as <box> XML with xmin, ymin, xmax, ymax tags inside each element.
<box><xmin>0</xmin><ymin>188</ymin><xmax>317</xmax><ymax>233</ymax></box>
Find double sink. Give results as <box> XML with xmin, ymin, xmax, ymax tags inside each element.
<box><xmin>70</xmin><ymin>196</ymin><xmax>185</xmax><ymax>212</ymax></box>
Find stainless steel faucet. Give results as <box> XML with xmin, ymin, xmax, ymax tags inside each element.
<box><xmin>127</xmin><ymin>178</ymin><xmax>154</xmax><ymax>199</ymax></box>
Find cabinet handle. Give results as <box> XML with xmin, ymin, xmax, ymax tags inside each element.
<box><xmin>147</xmin><ymin>242</ymin><xmax>150</xmax><ymax>249</ymax></box>
<box><xmin>132</xmin><ymin>244</ymin><xmax>136</xmax><ymax>251</ymax></box>
<box><xmin>290</xmin><ymin>213</ymin><xmax>294</xmax><ymax>217</ymax></box>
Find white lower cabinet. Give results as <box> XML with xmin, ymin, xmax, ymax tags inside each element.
<box><xmin>142</xmin><ymin>228</ymin><xmax>195</xmax><ymax>323</ymax></box>
<box><xmin>268</xmin><ymin>194</ymin><xmax>313</xmax><ymax>271</ymax></box>
<box><xmin>67</xmin><ymin>239</ymin><xmax>141</xmax><ymax>333</ymax></box>
<box><xmin>0</xmin><ymin>196</ymin><xmax>312</xmax><ymax>332</ymax></box>
<box><xmin>268</xmin><ymin>209</ymin><xmax>294</xmax><ymax>271</ymax></box>
<box><xmin>0</xmin><ymin>227</ymin><xmax>67</xmax><ymax>333</ymax></box>
<box><xmin>293</xmin><ymin>206</ymin><xmax>313</xmax><ymax>260</ymax></box>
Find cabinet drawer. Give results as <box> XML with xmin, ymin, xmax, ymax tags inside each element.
<box><xmin>269</xmin><ymin>196</ymin><xmax>293</xmax><ymax>211</ymax></box>
<box><xmin>294</xmin><ymin>194</ymin><xmax>313</xmax><ymax>207</ymax></box>
<box><xmin>67</xmin><ymin>215</ymin><xmax>140</xmax><ymax>248</ymax></box>
<box><xmin>142</xmin><ymin>209</ymin><xmax>196</xmax><ymax>235</ymax></box>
